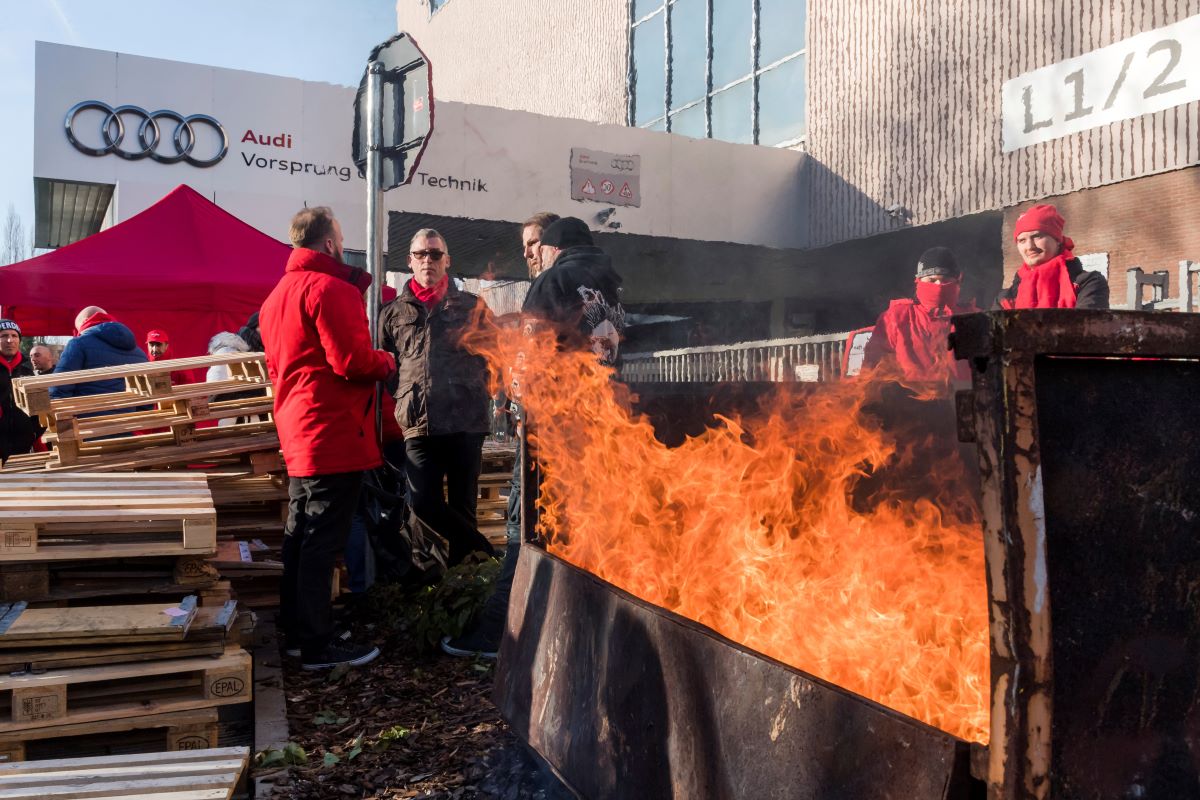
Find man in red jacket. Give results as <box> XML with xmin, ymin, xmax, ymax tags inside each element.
<box><xmin>260</xmin><ymin>206</ymin><xmax>395</xmax><ymax>671</ymax></box>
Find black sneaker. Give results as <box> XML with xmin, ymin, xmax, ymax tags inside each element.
<box><xmin>282</xmin><ymin>629</ymin><xmax>350</xmax><ymax>659</ymax></box>
<box><xmin>301</xmin><ymin>640</ymin><xmax>380</xmax><ymax>671</ymax></box>
<box><xmin>440</xmin><ymin>627</ymin><xmax>500</xmax><ymax>660</ymax></box>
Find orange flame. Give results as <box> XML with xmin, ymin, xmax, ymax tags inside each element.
<box><xmin>468</xmin><ymin>322</ymin><xmax>989</xmax><ymax>743</ymax></box>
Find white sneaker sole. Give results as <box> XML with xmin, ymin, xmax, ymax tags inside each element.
<box><xmin>300</xmin><ymin>646</ymin><xmax>381</xmax><ymax>671</ymax></box>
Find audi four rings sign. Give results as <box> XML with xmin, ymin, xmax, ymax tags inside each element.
<box><xmin>64</xmin><ymin>100</ymin><xmax>229</xmax><ymax>167</ymax></box>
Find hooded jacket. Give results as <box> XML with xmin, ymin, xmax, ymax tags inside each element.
<box><xmin>379</xmin><ymin>279</ymin><xmax>491</xmax><ymax>439</ymax></box>
<box><xmin>0</xmin><ymin>354</ymin><xmax>40</xmax><ymax>461</ymax></box>
<box><xmin>49</xmin><ymin>320</ymin><xmax>148</xmax><ymax>399</ymax></box>
<box><xmin>522</xmin><ymin>245</ymin><xmax>626</xmax><ymax>366</ymax></box>
<box><xmin>260</xmin><ymin>248</ymin><xmax>396</xmax><ymax>477</ymax></box>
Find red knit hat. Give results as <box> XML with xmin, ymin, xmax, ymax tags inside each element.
<box><xmin>146</xmin><ymin>329</ymin><xmax>169</xmax><ymax>344</ymax></box>
<box><xmin>1013</xmin><ymin>204</ymin><xmax>1066</xmax><ymax>242</ymax></box>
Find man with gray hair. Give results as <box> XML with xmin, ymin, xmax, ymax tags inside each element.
<box><xmin>380</xmin><ymin>228</ymin><xmax>495</xmax><ymax>567</ymax></box>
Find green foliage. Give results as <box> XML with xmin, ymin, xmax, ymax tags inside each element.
<box><xmin>255</xmin><ymin>742</ymin><xmax>308</xmax><ymax>768</ymax></box>
<box><xmin>367</xmin><ymin>555</ymin><xmax>501</xmax><ymax>650</ymax></box>
<box><xmin>312</xmin><ymin>709</ymin><xmax>349</xmax><ymax>726</ymax></box>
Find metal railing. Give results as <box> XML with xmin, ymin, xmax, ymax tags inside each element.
<box><xmin>621</xmin><ymin>331</ymin><xmax>850</xmax><ymax>383</ymax></box>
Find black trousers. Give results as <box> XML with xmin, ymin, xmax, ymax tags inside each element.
<box><xmin>404</xmin><ymin>433</ymin><xmax>494</xmax><ymax>566</ymax></box>
<box><xmin>281</xmin><ymin>471</ymin><xmax>363</xmax><ymax>657</ymax></box>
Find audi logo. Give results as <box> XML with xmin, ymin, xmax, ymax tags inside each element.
<box><xmin>64</xmin><ymin>100</ymin><xmax>228</xmax><ymax>168</ymax></box>
<box><xmin>610</xmin><ymin>158</ymin><xmax>636</xmax><ymax>172</ymax></box>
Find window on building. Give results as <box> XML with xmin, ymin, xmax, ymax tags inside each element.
<box><xmin>430</xmin><ymin>0</ymin><xmax>450</xmax><ymax>13</ymax></box>
<box><xmin>629</xmin><ymin>0</ymin><xmax>806</xmax><ymax>146</ymax></box>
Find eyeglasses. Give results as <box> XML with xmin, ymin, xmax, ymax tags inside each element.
<box><xmin>410</xmin><ymin>249</ymin><xmax>446</xmax><ymax>261</ymax></box>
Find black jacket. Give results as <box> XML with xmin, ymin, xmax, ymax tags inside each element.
<box><xmin>523</xmin><ymin>245</ymin><xmax>626</xmax><ymax>366</ymax></box>
<box><xmin>994</xmin><ymin>258</ymin><xmax>1110</xmax><ymax>310</ymax></box>
<box><xmin>0</xmin><ymin>355</ymin><xmax>39</xmax><ymax>461</ymax></box>
<box><xmin>380</xmin><ymin>281</ymin><xmax>491</xmax><ymax>439</ymax></box>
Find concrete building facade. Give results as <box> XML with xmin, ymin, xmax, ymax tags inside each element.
<box><xmin>397</xmin><ymin>1</ymin><xmax>1200</xmax><ymax>309</ymax></box>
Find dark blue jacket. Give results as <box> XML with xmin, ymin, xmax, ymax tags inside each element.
<box><xmin>49</xmin><ymin>322</ymin><xmax>148</xmax><ymax>399</ymax></box>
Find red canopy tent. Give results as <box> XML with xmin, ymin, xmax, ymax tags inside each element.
<box><xmin>0</xmin><ymin>184</ymin><xmax>290</xmax><ymax>361</ymax></box>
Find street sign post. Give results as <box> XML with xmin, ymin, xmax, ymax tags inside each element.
<box><xmin>353</xmin><ymin>32</ymin><xmax>433</xmax><ymax>442</ymax></box>
<box><xmin>353</xmin><ymin>32</ymin><xmax>434</xmax><ymax>348</ymax></box>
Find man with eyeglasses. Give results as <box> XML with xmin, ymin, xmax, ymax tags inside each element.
<box><xmin>861</xmin><ymin>246</ymin><xmax>976</xmax><ymax>382</ymax></box>
<box><xmin>380</xmin><ymin>229</ymin><xmax>495</xmax><ymax>568</ymax></box>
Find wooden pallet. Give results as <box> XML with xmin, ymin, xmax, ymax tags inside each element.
<box><xmin>0</xmin><ymin>475</ymin><xmax>216</xmax><ymax>562</ymax></box>
<box><xmin>0</xmin><ymin>646</ymin><xmax>251</xmax><ymax>733</ymax></box>
<box><xmin>0</xmin><ymin>434</ymin><xmax>282</xmax><ymax>474</ymax></box>
<box><xmin>0</xmin><ymin>600</ymin><xmax>238</xmax><ymax>685</ymax></box>
<box><xmin>12</xmin><ymin>352</ymin><xmax>268</xmax><ymax>416</ymax></box>
<box><xmin>0</xmin><ymin>745</ymin><xmax>248</xmax><ymax>798</ymax></box>
<box><xmin>0</xmin><ymin>555</ymin><xmax>219</xmax><ymax>605</ymax></box>
<box><xmin>0</xmin><ymin>708</ymin><xmax>221</xmax><ymax>764</ymax></box>
<box><xmin>0</xmin><ymin>597</ymin><xmax>198</xmax><ymax>648</ymax></box>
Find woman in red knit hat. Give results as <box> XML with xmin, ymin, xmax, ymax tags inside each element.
<box><xmin>995</xmin><ymin>204</ymin><xmax>1109</xmax><ymax>309</ymax></box>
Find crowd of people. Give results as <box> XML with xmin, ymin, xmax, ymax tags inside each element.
<box><xmin>863</xmin><ymin>203</ymin><xmax>1107</xmax><ymax>381</ymax></box>
<box><xmin>0</xmin><ymin>199</ymin><xmax>1102</xmax><ymax>672</ymax></box>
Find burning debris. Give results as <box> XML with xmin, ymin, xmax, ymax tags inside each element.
<box><xmin>465</xmin><ymin>321</ymin><xmax>989</xmax><ymax>743</ymax></box>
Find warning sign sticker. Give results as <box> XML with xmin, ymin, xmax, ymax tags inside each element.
<box><xmin>569</xmin><ymin>148</ymin><xmax>641</xmax><ymax>207</ymax></box>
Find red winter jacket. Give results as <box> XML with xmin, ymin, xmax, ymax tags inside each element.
<box><xmin>260</xmin><ymin>248</ymin><xmax>396</xmax><ymax>477</ymax></box>
<box><xmin>862</xmin><ymin>299</ymin><xmax>976</xmax><ymax>382</ymax></box>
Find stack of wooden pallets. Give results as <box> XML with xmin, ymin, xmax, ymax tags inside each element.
<box><xmin>476</xmin><ymin>440</ymin><xmax>517</xmax><ymax>547</ymax></box>
<box><xmin>0</xmin><ymin>474</ymin><xmax>254</xmax><ymax>762</ymax></box>
<box><xmin>0</xmin><ymin>746</ymin><xmax>249</xmax><ymax>799</ymax></box>
<box><xmin>0</xmin><ymin>474</ymin><xmax>227</xmax><ymax>607</ymax></box>
<box><xmin>5</xmin><ymin>353</ymin><xmax>277</xmax><ymax>473</ymax></box>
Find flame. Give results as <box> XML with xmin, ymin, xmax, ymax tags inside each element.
<box><xmin>466</xmin><ymin>321</ymin><xmax>989</xmax><ymax>743</ymax></box>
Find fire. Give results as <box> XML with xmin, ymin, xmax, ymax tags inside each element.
<box><xmin>466</xmin><ymin>322</ymin><xmax>989</xmax><ymax>743</ymax></box>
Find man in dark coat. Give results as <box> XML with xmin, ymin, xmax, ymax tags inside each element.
<box><xmin>260</xmin><ymin>206</ymin><xmax>395</xmax><ymax>671</ymax></box>
<box><xmin>49</xmin><ymin>307</ymin><xmax>147</xmax><ymax>398</ymax></box>
<box><xmin>380</xmin><ymin>228</ymin><xmax>495</xmax><ymax>568</ymax></box>
<box><xmin>442</xmin><ymin>216</ymin><xmax>626</xmax><ymax>659</ymax></box>
<box><xmin>523</xmin><ymin>216</ymin><xmax>626</xmax><ymax>366</ymax></box>
<box><xmin>0</xmin><ymin>320</ymin><xmax>40</xmax><ymax>462</ymax></box>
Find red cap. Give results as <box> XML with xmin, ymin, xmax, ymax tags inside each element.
<box><xmin>1013</xmin><ymin>204</ymin><xmax>1066</xmax><ymax>242</ymax></box>
<box><xmin>146</xmin><ymin>329</ymin><xmax>169</xmax><ymax>344</ymax></box>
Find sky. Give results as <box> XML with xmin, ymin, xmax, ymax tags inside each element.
<box><xmin>0</xmin><ymin>0</ymin><xmax>397</xmax><ymax>246</ymax></box>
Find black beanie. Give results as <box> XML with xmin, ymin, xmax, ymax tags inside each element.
<box><xmin>915</xmin><ymin>247</ymin><xmax>960</xmax><ymax>279</ymax></box>
<box><xmin>540</xmin><ymin>217</ymin><xmax>594</xmax><ymax>250</ymax></box>
<box><xmin>0</xmin><ymin>320</ymin><xmax>20</xmax><ymax>335</ymax></box>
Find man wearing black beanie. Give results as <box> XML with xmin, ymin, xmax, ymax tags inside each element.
<box><xmin>861</xmin><ymin>247</ymin><xmax>976</xmax><ymax>381</ymax></box>
<box><xmin>440</xmin><ymin>216</ymin><xmax>626</xmax><ymax>660</ymax></box>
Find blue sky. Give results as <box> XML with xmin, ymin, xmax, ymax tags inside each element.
<box><xmin>0</xmin><ymin>0</ymin><xmax>397</xmax><ymax>244</ymax></box>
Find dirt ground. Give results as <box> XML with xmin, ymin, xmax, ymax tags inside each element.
<box><xmin>252</xmin><ymin>589</ymin><xmax>572</xmax><ymax>799</ymax></box>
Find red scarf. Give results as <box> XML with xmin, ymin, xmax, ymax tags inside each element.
<box><xmin>410</xmin><ymin>275</ymin><xmax>449</xmax><ymax>310</ymax></box>
<box><xmin>1013</xmin><ymin>244</ymin><xmax>1078</xmax><ymax>309</ymax></box>
<box><xmin>74</xmin><ymin>311</ymin><xmax>117</xmax><ymax>336</ymax></box>
<box><xmin>0</xmin><ymin>352</ymin><xmax>22</xmax><ymax>374</ymax></box>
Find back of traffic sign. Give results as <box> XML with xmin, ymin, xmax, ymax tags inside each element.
<box><xmin>352</xmin><ymin>32</ymin><xmax>434</xmax><ymax>191</ymax></box>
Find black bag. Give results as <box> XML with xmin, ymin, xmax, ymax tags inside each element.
<box><xmin>358</xmin><ymin>458</ymin><xmax>446</xmax><ymax>585</ymax></box>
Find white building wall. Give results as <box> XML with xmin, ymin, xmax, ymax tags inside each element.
<box><xmin>34</xmin><ymin>42</ymin><xmax>807</xmax><ymax>253</ymax></box>
<box><xmin>395</xmin><ymin>0</ymin><xmax>628</xmax><ymax>126</ymax></box>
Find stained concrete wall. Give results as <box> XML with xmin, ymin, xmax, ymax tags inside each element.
<box><xmin>396</xmin><ymin>0</ymin><xmax>629</xmax><ymax>126</ymax></box>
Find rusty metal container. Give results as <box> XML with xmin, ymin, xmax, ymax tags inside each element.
<box><xmin>953</xmin><ymin>310</ymin><xmax>1200</xmax><ymax>800</ymax></box>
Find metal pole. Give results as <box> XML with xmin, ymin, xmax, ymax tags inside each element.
<box><xmin>366</xmin><ymin>61</ymin><xmax>386</xmax><ymax>444</ymax></box>
<box><xmin>366</xmin><ymin>61</ymin><xmax>385</xmax><ymax>349</ymax></box>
